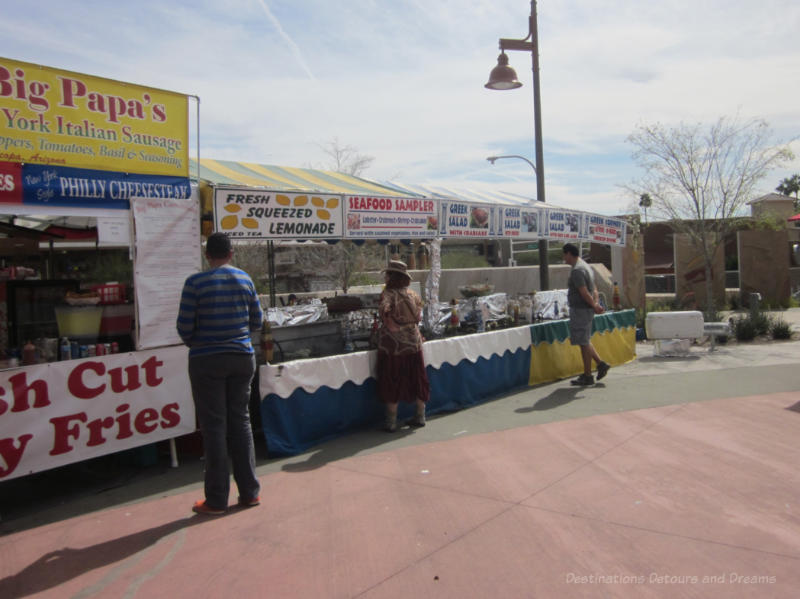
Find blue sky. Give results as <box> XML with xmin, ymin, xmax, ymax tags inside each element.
<box><xmin>2</xmin><ymin>0</ymin><xmax>799</xmax><ymax>215</ymax></box>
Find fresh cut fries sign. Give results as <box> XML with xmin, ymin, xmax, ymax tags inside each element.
<box><xmin>0</xmin><ymin>346</ymin><xmax>195</xmax><ymax>481</ymax></box>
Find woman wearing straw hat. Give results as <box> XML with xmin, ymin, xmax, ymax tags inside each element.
<box><xmin>376</xmin><ymin>260</ymin><xmax>430</xmax><ymax>432</ymax></box>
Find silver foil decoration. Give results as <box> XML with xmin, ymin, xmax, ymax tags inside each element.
<box><xmin>424</xmin><ymin>238</ymin><xmax>442</xmax><ymax>335</ymax></box>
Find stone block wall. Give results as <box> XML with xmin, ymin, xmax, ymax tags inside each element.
<box><xmin>738</xmin><ymin>229</ymin><xmax>790</xmax><ymax>306</ymax></box>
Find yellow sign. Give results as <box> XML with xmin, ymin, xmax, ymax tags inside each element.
<box><xmin>0</xmin><ymin>57</ymin><xmax>188</xmax><ymax>177</ymax></box>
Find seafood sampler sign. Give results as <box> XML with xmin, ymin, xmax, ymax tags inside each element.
<box><xmin>344</xmin><ymin>195</ymin><xmax>438</xmax><ymax>239</ymax></box>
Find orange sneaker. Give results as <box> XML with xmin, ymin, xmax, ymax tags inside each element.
<box><xmin>238</xmin><ymin>495</ymin><xmax>261</xmax><ymax>507</ymax></box>
<box><xmin>192</xmin><ymin>500</ymin><xmax>225</xmax><ymax>515</ymax></box>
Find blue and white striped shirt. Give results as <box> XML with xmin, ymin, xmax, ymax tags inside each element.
<box><xmin>176</xmin><ymin>265</ymin><xmax>264</xmax><ymax>358</ymax></box>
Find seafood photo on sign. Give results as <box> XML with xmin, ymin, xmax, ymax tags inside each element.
<box><xmin>470</xmin><ymin>207</ymin><xmax>488</xmax><ymax>228</ymax></box>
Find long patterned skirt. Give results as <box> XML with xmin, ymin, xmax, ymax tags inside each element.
<box><xmin>376</xmin><ymin>349</ymin><xmax>430</xmax><ymax>405</ymax></box>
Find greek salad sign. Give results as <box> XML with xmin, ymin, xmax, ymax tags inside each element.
<box><xmin>545</xmin><ymin>208</ymin><xmax>582</xmax><ymax>241</ymax></box>
<box><xmin>214</xmin><ymin>187</ymin><xmax>343</xmax><ymax>239</ymax></box>
<box><xmin>438</xmin><ymin>201</ymin><xmax>496</xmax><ymax>238</ymax></box>
<box><xmin>499</xmin><ymin>205</ymin><xmax>543</xmax><ymax>239</ymax></box>
<box><xmin>345</xmin><ymin>195</ymin><xmax>438</xmax><ymax>239</ymax></box>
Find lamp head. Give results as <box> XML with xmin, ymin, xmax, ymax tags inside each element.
<box><xmin>485</xmin><ymin>52</ymin><xmax>522</xmax><ymax>90</ymax></box>
<box><xmin>487</xmin><ymin>156</ymin><xmax>498</xmax><ymax>164</ymax></box>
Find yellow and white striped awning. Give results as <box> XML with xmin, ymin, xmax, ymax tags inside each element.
<box><xmin>376</xmin><ymin>181</ymin><xmax>538</xmax><ymax>206</ymax></box>
<box><xmin>190</xmin><ymin>158</ymin><xmax>541</xmax><ymax>207</ymax></box>
<box><xmin>190</xmin><ymin>158</ymin><xmax>415</xmax><ymax>197</ymax></box>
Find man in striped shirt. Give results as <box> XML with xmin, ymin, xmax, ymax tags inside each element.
<box><xmin>177</xmin><ymin>232</ymin><xmax>264</xmax><ymax>515</ymax></box>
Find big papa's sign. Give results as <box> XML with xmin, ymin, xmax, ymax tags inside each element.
<box><xmin>0</xmin><ymin>57</ymin><xmax>189</xmax><ymax>177</ymax></box>
<box><xmin>0</xmin><ymin>346</ymin><xmax>194</xmax><ymax>481</ymax></box>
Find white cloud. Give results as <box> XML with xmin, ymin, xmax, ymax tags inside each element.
<box><xmin>2</xmin><ymin>0</ymin><xmax>799</xmax><ymax>215</ymax></box>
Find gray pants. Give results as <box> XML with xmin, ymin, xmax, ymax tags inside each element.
<box><xmin>189</xmin><ymin>352</ymin><xmax>260</xmax><ymax>509</ymax></box>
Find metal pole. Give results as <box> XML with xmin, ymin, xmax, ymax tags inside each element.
<box><xmin>268</xmin><ymin>240</ymin><xmax>277</xmax><ymax>308</ymax></box>
<box><xmin>530</xmin><ymin>0</ymin><xmax>549</xmax><ymax>290</ymax></box>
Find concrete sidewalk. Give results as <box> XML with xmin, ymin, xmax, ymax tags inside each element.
<box><xmin>2</xmin><ymin>313</ymin><xmax>800</xmax><ymax>597</ymax></box>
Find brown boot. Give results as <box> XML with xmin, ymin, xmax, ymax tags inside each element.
<box><xmin>408</xmin><ymin>403</ymin><xmax>426</xmax><ymax>428</ymax></box>
<box><xmin>383</xmin><ymin>408</ymin><xmax>397</xmax><ymax>432</ymax></box>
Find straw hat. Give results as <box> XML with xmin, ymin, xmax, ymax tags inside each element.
<box><xmin>383</xmin><ymin>260</ymin><xmax>411</xmax><ymax>280</ymax></box>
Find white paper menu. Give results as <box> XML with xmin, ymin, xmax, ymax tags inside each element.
<box><xmin>132</xmin><ymin>196</ymin><xmax>201</xmax><ymax>350</ymax></box>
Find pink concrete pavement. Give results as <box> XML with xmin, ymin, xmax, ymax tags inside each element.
<box><xmin>1</xmin><ymin>391</ymin><xmax>800</xmax><ymax>598</ymax></box>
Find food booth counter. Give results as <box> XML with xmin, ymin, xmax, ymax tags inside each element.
<box><xmin>206</xmin><ymin>183</ymin><xmax>633</xmax><ymax>458</ymax></box>
<box><xmin>259</xmin><ymin>309</ymin><xmax>636</xmax><ymax>456</ymax></box>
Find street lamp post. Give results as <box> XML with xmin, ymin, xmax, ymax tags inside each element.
<box><xmin>486</xmin><ymin>154</ymin><xmax>537</xmax><ymax>173</ymax></box>
<box><xmin>485</xmin><ymin>0</ymin><xmax>549</xmax><ymax>290</ymax></box>
<box><xmin>487</xmin><ymin>154</ymin><xmax>544</xmax><ymax>267</ymax></box>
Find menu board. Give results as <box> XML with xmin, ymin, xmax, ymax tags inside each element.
<box><xmin>499</xmin><ymin>205</ymin><xmax>543</xmax><ymax>239</ymax></box>
<box><xmin>205</xmin><ymin>184</ymin><xmax>630</xmax><ymax>248</ymax></box>
<box><xmin>438</xmin><ymin>200</ymin><xmax>496</xmax><ymax>238</ymax></box>
<box><xmin>132</xmin><ymin>196</ymin><xmax>202</xmax><ymax>349</ymax></box>
<box><xmin>586</xmin><ymin>214</ymin><xmax>627</xmax><ymax>246</ymax></box>
<box><xmin>213</xmin><ymin>188</ymin><xmax>343</xmax><ymax>239</ymax></box>
<box><xmin>344</xmin><ymin>195</ymin><xmax>438</xmax><ymax>239</ymax></box>
<box><xmin>545</xmin><ymin>208</ymin><xmax>582</xmax><ymax>241</ymax></box>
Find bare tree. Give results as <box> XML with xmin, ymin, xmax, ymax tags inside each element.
<box><xmin>319</xmin><ymin>137</ymin><xmax>375</xmax><ymax>176</ymax></box>
<box><xmin>294</xmin><ymin>241</ymin><xmax>384</xmax><ymax>294</ymax></box>
<box><xmin>626</xmin><ymin>115</ymin><xmax>795</xmax><ymax>314</ymax></box>
<box><xmin>229</xmin><ymin>241</ymin><xmax>270</xmax><ymax>293</ymax></box>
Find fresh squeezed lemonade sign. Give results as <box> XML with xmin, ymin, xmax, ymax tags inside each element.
<box><xmin>0</xmin><ymin>57</ymin><xmax>188</xmax><ymax>176</ymax></box>
<box><xmin>214</xmin><ymin>187</ymin><xmax>342</xmax><ymax>239</ymax></box>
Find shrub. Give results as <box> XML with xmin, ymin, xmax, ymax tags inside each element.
<box><xmin>771</xmin><ymin>318</ymin><xmax>793</xmax><ymax>340</ymax></box>
<box><xmin>349</xmin><ymin>272</ymin><xmax>382</xmax><ymax>287</ymax></box>
<box><xmin>441</xmin><ymin>249</ymin><xmax>490</xmax><ymax>269</ymax></box>
<box><xmin>731</xmin><ymin>316</ymin><xmax>757</xmax><ymax>341</ymax></box>
<box><xmin>751</xmin><ymin>312</ymin><xmax>772</xmax><ymax>336</ymax></box>
<box><xmin>635</xmin><ymin>308</ymin><xmax>646</xmax><ymax>330</ymax></box>
<box><xmin>645</xmin><ymin>298</ymin><xmax>676</xmax><ymax>313</ymax></box>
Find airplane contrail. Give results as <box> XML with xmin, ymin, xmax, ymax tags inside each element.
<box><xmin>256</xmin><ymin>0</ymin><xmax>315</xmax><ymax>80</ymax></box>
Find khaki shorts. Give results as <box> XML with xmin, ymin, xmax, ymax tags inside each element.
<box><xmin>569</xmin><ymin>307</ymin><xmax>594</xmax><ymax>345</ymax></box>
